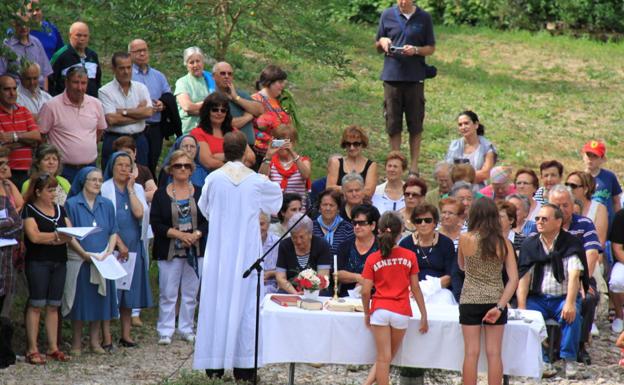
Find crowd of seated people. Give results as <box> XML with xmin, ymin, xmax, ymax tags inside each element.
<box><xmin>2</xmin><ymin>1</ymin><xmax>624</xmax><ymax>380</ymax></box>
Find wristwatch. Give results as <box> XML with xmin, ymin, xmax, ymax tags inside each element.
<box><xmin>496</xmin><ymin>305</ymin><xmax>506</xmax><ymax>313</ymax></box>
<box><xmin>12</xmin><ymin>132</ymin><xmax>18</xmax><ymax>143</ymax></box>
<box><xmin>122</xmin><ymin>109</ymin><xmax>128</xmax><ymax>116</ymax></box>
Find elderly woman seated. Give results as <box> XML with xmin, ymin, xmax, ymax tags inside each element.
<box><xmin>425</xmin><ymin>161</ymin><xmax>452</xmax><ymax>208</ymax></box>
<box><xmin>479</xmin><ymin>166</ymin><xmax>516</xmax><ymax>202</ymax></box>
<box><xmin>340</xmin><ymin>172</ymin><xmax>367</xmax><ymax>221</ymax></box>
<box><xmin>336</xmin><ymin>204</ymin><xmax>380</xmax><ymax>297</ymax></box>
<box><xmin>399</xmin><ymin>203</ymin><xmax>457</xmax><ymax>304</ymax></box>
<box><xmin>275</xmin><ymin>213</ymin><xmax>331</xmax><ymax>294</ymax></box>
<box><xmin>372</xmin><ymin>151</ymin><xmax>407</xmax><ymax>215</ymax></box>
<box><xmin>312</xmin><ymin>189</ymin><xmax>353</xmax><ymax>256</ymax></box>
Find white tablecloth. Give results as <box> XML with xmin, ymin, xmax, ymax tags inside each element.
<box><xmin>261</xmin><ymin>296</ymin><xmax>547</xmax><ymax>378</ymax></box>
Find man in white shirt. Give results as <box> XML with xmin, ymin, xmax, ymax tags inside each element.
<box><xmin>98</xmin><ymin>52</ymin><xmax>153</xmax><ymax>169</ymax></box>
<box><xmin>16</xmin><ymin>62</ymin><xmax>51</xmax><ymax>119</ymax></box>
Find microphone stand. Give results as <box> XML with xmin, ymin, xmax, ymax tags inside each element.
<box><xmin>242</xmin><ymin>205</ymin><xmax>314</xmax><ymax>385</ymax></box>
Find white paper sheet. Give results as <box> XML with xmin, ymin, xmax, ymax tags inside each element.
<box><xmin>0</xmin><ymin>238</ymin><xmax>18</xmax><ymax>247</ymax></box>
<box><xmin>90</xmin><ymin>254</ymin><xmax>127</xmax><ymax>280</ymax></box>
<box><xmin>115</xmin><ymin>252</ymin><xmax>137</xmax><ymax>291</ymax></box>
<box><xmin>57</xmin><ymin>227</ymin><xmax>102</xmax><ymax>240</ymax></box>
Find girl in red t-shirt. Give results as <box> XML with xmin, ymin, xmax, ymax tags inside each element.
<box><xmin>361</xmin><ymin>211</ymin><xmax>428</xmax><ymax>385</ymax></box>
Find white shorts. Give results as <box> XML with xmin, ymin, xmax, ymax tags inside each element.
<box><xmin>370</xmin><ymin>308</ymin><xmax>410</xmax><ymax>329</ymax></box>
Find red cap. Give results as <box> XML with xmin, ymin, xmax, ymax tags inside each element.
<box><xmin>582</xmin><ymin>140</ymin><xmax>606</xmax><ymax>158</ymax></box>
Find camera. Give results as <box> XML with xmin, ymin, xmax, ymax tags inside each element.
<box><xmin>271</xmin><ymin>139</ymin><xmax>287</xmax><ymax>148</ymax></box>
<box><xmin>389</xmin><ymin>45</ymin><xmax>404</xmax><ymax>55</ymax></box>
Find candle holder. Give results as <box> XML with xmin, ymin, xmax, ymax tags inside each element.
<box><xmin>333</xmin><ymin>271</ymin><xmax>339</xmax><ymax>300</ymax></box>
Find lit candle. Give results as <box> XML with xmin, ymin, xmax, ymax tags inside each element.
<box><xmin>333</xmin><ymin>254</ymin><xmax>338</xmax><ymax>274</ymax></box>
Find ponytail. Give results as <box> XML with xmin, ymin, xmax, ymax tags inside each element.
<box><xmin>377</xmin><ymin>212</ymin><xmax>403</xmax><ymax>258</ymax></box>
<box><xmin>477</xmin><ymin>123</ymin><xmax>485</xmax><ymax>136</ymax></box>
<box><xmin>458</xmin><ymin>110</ymin><xmax>485</xmax><ymax>136</ymax></box>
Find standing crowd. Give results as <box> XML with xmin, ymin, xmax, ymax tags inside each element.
<box><xmin>1</xmin><ymin>1</ymin><xmax>624</xmax><ymax>384</ymax></box>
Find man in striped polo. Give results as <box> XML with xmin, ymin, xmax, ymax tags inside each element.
<box><xmin>0</xmin><ymin>75</ymin><xmax>42</xmax><ymax>187</ymax></box>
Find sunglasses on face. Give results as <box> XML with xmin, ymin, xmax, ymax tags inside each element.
<box><xmin>453</xmin><ymin>158</ymin><xmax>470</xmax><ymax>164</ymax></box>
<box><xmin>404</xmin><ymin>192</ymin><xmax>423</xmax><ymax>198</ymax></box>
<box><xmin>172</xmin><ymin>163</ymin><xmax>193</xmax><ymax>170</ymax></box>
<box><xmin>413</xmin><ymin>217</ymin><xmax>434</xmax><ymax>225</ymax></box>
<box><xmin>535</xmin><ymin>216</ymin><xmax>550</xmax><ymax>223</ymax></box>
<box><xmin>211</xmin><ymin>107</ymin><xmax>228</xmax><ymax>113</ymax></box>
<box><xmin>342</xmin><ymin>141</ymin><xmax>362</xmax><ymax>148</ymax></box>
<box><xmin>218</xmin><ymin>71</ymin><xmax>233</xmax><ymax>77</ymax></box>
<box><xmin>352</xmin><ymin>220</ymin><xmax>370</xmax><ymax>227</ymax></box>
<box><xmin>565</xmin><ymin>182</ymin><xmax>582</xmax><ymax>190</ymax></box>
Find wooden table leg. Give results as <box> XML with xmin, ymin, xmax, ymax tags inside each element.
<box><xmin>288</xmin><ymin>363</ymin><xmax>296</xmax><ymax>385</ymax></box>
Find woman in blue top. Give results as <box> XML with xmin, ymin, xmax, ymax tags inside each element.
<box><xmin>399</xmin><ymin>203</ymin><xmax>458</xmax><ymax>304</ymax></box>
<box><xmin>102</xmin><ymin>152</ymin><xmax>153</xmax><ymax>347</ymax></box>
<box><xmin>158</xmin><ymin>135</ymin><xmax>209</xmax><ymax>188</ymax></box>
<box><xmin>63</xmin><ymin>167</ymin><xmax>118</xmax><ymax>355</ymax></box>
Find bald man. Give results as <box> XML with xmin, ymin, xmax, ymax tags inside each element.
<box><xmin>49</xmin><ymin>21</ymin><xmax>101</xmax><ymax>96</ymax></box>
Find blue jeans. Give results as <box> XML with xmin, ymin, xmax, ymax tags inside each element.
<box><xmin>526</xmin><ymin>294</ymin><xmax>582</xmax><ymax>361</ymax></box>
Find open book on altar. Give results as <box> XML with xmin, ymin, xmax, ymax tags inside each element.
<box><xmin>57</xmin><ymin>227</ymin><xmax>102</xmax><ymax>240</ymax></box>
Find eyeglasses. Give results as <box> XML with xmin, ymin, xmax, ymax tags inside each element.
<box><xmin>172</xmin><ymin>163</ymin><xmax>193</xmax><ymax>170</ymax></box>
<box><xmin>211</xmin><ymin>107</ymin><xmax>228</xmax><ymax>113</ymax></box>
<box><xmin>342</xmin><ymin>141</ymin><xmax>362</xmax><ymax>148</ymax></box>
<box><xmin>535</xmin><ymin>216</ymin><xmax>550</xmax><ymax>222</ymax></box>
<box><xmin>86</xmin><ymin>177</ymin><xmax>103</xmax><ymax>184</ymax></box>
<box><xmin>352</xmin><ymin>220</ymin><xmax>370</xmax><ymax>227</ymax></box>
<box><xmin>218</xmin><ymin>71</ymin><xmax>233</xmax><ymax>77</ymax></box>
<box><xmin>404</xmin><ymin>192</ymin><xmax>423</xmax><ymax>198</ymax></box>
<box><xmin>453</xmin><ymin>158</ymin><xmax>470</xmax><ymax>164</ymax></box>
<box><xmin>441</xmin><ymin>211</ymin><xmax>457</xmax><ymax>216</ymax></box>
<box><xmin>413</xmin><ymin>217</ymin><xmax>434</xmax><ymax>225</ymax></box>
<box><xmin>565</xmin><ymin>182</ymin><xmax>582</xmax><ymax>190</ymax></box>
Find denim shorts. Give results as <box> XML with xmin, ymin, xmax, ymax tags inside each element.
<box><xmin>26</xmin><ymin>260</ymin><xmax>67</xmax><ymax>307</ymax></box>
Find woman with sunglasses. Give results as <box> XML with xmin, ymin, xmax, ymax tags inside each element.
<box><xmin>190</xmin><ymin>93</ymin><xmax>255</xmax><ymax>172</ymax></box>
<box><xmin>398</xmin><ymin>177</ymin><xmax>427</xmax><ymax>239</ymax></box>
<box><xmin>21</xmin><ymin>144</ymin><xmax>71</xmax><ymax>206</ymax></box>
<box><xmin>22</xmin><ymin>173</ymin><xmax>71</xmax><ymax>364</ymax></box>
<box><xmin>101</xmin><ymin>152</ymin><xmax>153</xmax><ymax>347</ymax></box>
<box><xmin>63</xmin><ymin>167</ymin><xmax>118</xmax><ymax>355</ymax></box>
<box><xmin>327</xmin><ymin>125</ymin><xmax>378</xmax><ymax>198</ymax></box>
<box><xmin>150</xmin><ymin>150</ymin><xmax>207</xmax><ymax>345</ymax></box>
<box><xmin>445</xmin><ymin>111</ymin><xmax>497</xmax><ymax>189</ymax></box>
<box><xmin>458</xmin><ymin>198</ymin><xmax>518</xmax><ymax>385</ymax></box>
<box><xmin>336</xmin><ymin>204</ymin><xmax>379</xmax><ymax>297</ymax></box>
<box><xmin>312</xmin><ymin>189</ymin><xmax>353</xmax><ymax>256</ymax></box>
<box><xmin>175</xmin><ymin>47</ymin><xmax>214</xmax><ymax>134</ymax></box>
<box><xmin>566</xmin><ymin>171</ymin><xmax>608</xmax><ymax>247</ymax></box>
<box><xmin>399</xmin><ymin>203</ymin><xmax>457</xmax><ymax>304</ymax></box>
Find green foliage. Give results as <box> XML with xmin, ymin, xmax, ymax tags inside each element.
<box><xmin>326</xmin><ymin>0</ymin><xmax>393</xmax><ymax>24</ymax></box>
<box><xmin>0</xmin><ymin>1</ymin><xmax>37</xmax><ymax>75</ymax></box>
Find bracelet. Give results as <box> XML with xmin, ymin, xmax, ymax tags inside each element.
<box><xmin>12</xmin><ymin>132</ymin><xmax>18</xmax><ymax>143</ymax></box>
<box><xmin>128</xmin><ymin>190</ymin><xmax>136</xmax><ymax>195</ymax></box>
<box><xmin>262</xmin><ymin>158</ymin><xmax>271</xmax><ymax>164</ymax></box>
<box><xmin>495</xmin><ymin>304</ymin><xmax>505</xmax><ymax>312</ymax></box>
<box><xmin>293</xmin><ymin>155</ymin><xmax>301</xmax><ymax>162</ymax></box>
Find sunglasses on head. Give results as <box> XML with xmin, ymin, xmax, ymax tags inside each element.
<box><xmin>172</xmin><ymin>163</ymin><xmax>193</xmax><ymax>170</ymax></box>
<box><xmin>565</xmin><ymin>182</ymin><xmax>582</xmax><ymax>190</ymax></box>
<box><xmin>342</xmin><ymin>141</ymin><xmax>362</xmax><ymax>148</ymax></box>
<box><xmin>352</xmin><ymin>220</ymin><xmax>370</xmax><ymax>227</ymax></box>
<box><xmin>413</xmin><ymin>217</ymin><xmax>434</xmax><ymax>225</ymax></box>
<box><xmin>211</xmin><ymin>107</ymin><xmax>228</xmax><ymax>113</ymax></box>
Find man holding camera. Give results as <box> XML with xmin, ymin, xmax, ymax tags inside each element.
<box><xmin>376</xmin><ymin>0</ymin><xmax>435</xmax><ymax>175</ymax></box>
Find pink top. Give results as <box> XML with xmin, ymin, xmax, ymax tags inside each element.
<box><xmin>38</xmin><ymin>92</ymin><xmax>106</xmax><ymax>165</ymax></box>
<box><xmin>479</xmin><ymin>183</ymin><xmax>517</xmax><ymax>199</ymax></box>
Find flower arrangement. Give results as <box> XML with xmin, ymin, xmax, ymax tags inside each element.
<box><xmin>293</xmin><ymin>268</ymin><xmax>328</xmax><ymax>292</ymax></box>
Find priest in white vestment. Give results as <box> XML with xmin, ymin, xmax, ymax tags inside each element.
<box><xmin>193</xmin><ymin>131</ymin><xmax>283</xmax><ymax>381</ymax></box>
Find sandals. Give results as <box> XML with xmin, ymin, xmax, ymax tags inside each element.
<box><xmin>26</xmin><ymin>352</ymin><xmax>47</xmax><ymax>365</ymax></box>
<box><xmin>47</xmin><ymin>350</ymin><xmax>70</xmax><ymax>362</ymax></box>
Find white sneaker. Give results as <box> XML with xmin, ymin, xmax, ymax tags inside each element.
<box><xmin>564</xmin><ymin>360</ymin><xmax>578</xmax><ymax>379</ymax></box>
<box><xmin>158</xmin><ymin>335</ymin><xmax>172</xmax><ymax>345</ymax></box>
<box><xmin>591</xmin><ymin>322</ymin><xmax>600</xmax><ymax>336</ymax></box>
<box><xmin>612</xmin><ymin>318</ymin><xmax>624</xmax><ymax>333</ymax></box>
<box><xmin>176</xmin><ymin>331</ymin><xmax>195</xmax><ymax>343</ymax></box>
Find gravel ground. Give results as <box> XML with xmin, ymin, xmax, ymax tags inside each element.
<box><xmin>1</xmin><ymin>318</ymin><xmax>624</xmax><ymax>385</ymax></box>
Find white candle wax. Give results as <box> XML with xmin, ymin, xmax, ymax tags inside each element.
<box><xmin>333</xmin><ymin>254</ymin><xmax>338</xmax><ymax>273</ymax></box>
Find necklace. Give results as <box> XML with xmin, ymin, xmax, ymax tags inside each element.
<box><xmin>172</xmin><ymin>183</ymin><xmax>192</xmax><ymax>217</ymax></box>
